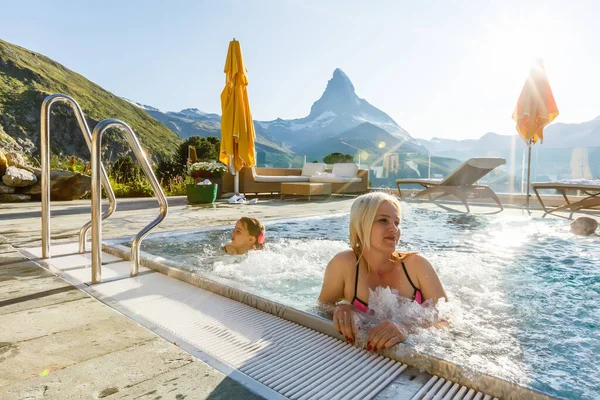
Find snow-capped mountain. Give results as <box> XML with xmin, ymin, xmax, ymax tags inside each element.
<box><xmin>257</xmin><ymin>68</ymin><xmax>416</xmax><ymax>148</ymax></box>
<box><xmin>126</xmin><ymin>68</ymin><xmax>428</xmax><ymax>165</ymax></box>
<box><xmin>177</xmin><ymin>108</ymin><xmax>221</xmax><ymax>120</ymax></box>
<box><xmin>123</xmin><ymin>98</ymin><xmax>163</xmax><ymax>113</ymax></box>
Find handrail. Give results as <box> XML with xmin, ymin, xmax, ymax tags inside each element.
<box><xmin>91</xmin><ymin>119</ymin><xmax>168</xmax><ymax>283</ymax></box>
<box><xmin>40</xmin><ymin>94</ymin><xmax>117</xmax><ymax>259</ymax></box>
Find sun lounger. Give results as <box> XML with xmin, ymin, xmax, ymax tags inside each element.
<box><xmin>396</xmin><ymin>157</ymin><xmax>506</xmax><ymax>212</ymax></box>
<box><xmin>532</xmin><ymin>180</ymin><xmax>600</xmax><ymax>219</ymax></box>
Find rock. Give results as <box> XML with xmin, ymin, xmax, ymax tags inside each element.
<box><xmin>0</xmin><ymin>194</ymin><xmax>31</xmax><ymax>202</ymax></box>
<box><xmin>2</xmin><ymin>166</ymin><xmax>37</xmax><ymax>187</ymax></box>
<box><xmin>6</xmin><ymin>152</ymin><xmax>26</xmax><ymax>168</ymax></box>
<box><xmin>0</xmin><ymin>148</ymin><xmax>7</xmax><ymax>175</ymax></box>
<box><xmin>21</xmin><ymin>169</ymin><xmax>91</xmax><ymax>201</ymax></box>
<box><xmin>0</xmin><ymin>183</ymin><xmax>15</xmax><ymax>194</ymax></box>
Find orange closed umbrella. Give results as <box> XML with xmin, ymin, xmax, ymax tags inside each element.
<box><xmin>512</xmin><ymin>59</ymin><xmax>559</xmax><ymax>212</ymax></box>
<box><xmin>219</xmin><ymin>39</ymin><xmax>256</xmax><ymax>194</ymax></box>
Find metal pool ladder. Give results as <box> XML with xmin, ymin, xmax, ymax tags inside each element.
<box><xmin>40</xmin><ymin>94</ymin><xmax>117</xmax><ymax>258</ymax></box>
<box><xmin>90</xmin><ymin>118</ymin><xmax>168</xmax><ymax>283</ymax></box>
<box><xmin>40</xmin><ymin>95</ymin><xmax>168</xmax><ymax>284</ymax></box>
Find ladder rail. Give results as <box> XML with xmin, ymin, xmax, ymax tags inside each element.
<box><xmin>40</xmin><ymin>94</ymin><xmax>117</xmax><ymax>259</ymax></box>
<box><xmin>90</xmin><ymin>119</ymin><xmax>168</xmax><ymax>283</ymax></box>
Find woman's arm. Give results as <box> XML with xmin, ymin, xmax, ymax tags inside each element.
<box><xmin>411</xmin><ymin>254</ymin><xmax>447</xmax><ymax>303</ymax></box>
<box><xmin>318</xmin><ymin>251</ymin><xmax>350</xmax><ymax>303</ymax></box>
<box><xmin>318</xmin><ymin>251</ymin><xmax>358</xmax><ymax>342</ymax></box>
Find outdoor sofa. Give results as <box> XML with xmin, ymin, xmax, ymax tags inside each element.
<box><xmin>238</xmin><ymin>163</ymin><xmax>369</xmax><ymax>195</ymax></box>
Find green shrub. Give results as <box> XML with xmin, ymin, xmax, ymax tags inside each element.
<box><xmin>323</xmin><ymin>152</ymin><xmax>355</xmax><ymax>164</ymax></box>
<box><xmin>162</xmin><ymin>176</ymin><xmax>191</xmax><ymax>196</ymax></box>
<box><xmin>109</xmin><ymin>155</ymin><xmax>140</xmax><ymax>183</ymax></box>
<box><xmin>155</xmin><ymin>157</ymin><xmax>182</xmax><ymax>183</ymax></box>
<box><xmin>177</xmin><ymin>136</ymin><xmax>221</xmax><ymax>167</ymax></box>
<box><xmin>109</xmin><ymin>177</ymin><xmax>154</xmax><ymax>198</ymax></box>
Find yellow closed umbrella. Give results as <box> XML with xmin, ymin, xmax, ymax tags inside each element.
<box><xmin>219</xmin><ymin>39</ymin><xmax>256</xmax><ymax>193</ymax></box>
<box><xmin>512</xmin><ymin>58</ymin><xmax>559</xmax><ymax>212</ymax></box>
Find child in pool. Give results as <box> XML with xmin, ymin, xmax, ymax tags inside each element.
<box><xmin>224</xmin><ymin>217</ymin><xmax>266</xmax><ymax>255</ymax></box>
<box><xmin>570</xmin><ymin>216</ymin><xmax>598</xmax><ymax>236</ymax></box>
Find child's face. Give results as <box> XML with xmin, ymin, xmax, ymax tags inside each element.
<box><xmin>231</xmin><ymin>220</ymin><xmax>256</xmax><ymax>248</ymax></box>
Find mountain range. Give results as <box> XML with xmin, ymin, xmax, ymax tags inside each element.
<box><xmin>131</xmin><ymin>68</ymin><xmax>427</xmax><ymax>167</ymax></box>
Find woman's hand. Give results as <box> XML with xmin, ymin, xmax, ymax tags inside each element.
<box><xmin>333</xmin><ymin>304</ymin><xmax>357</xmax><ymax>343</ymax></box>
<box><xmin>367</xmin><ymin>320</ymin><xmax>408</xmax><ymax>352</ymax></box>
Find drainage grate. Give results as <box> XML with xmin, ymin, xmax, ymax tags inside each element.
<box><xmin>121</xmin><ymin>286</ymin><xmax>408</xmax><ymax>400</ymax></box>
<box><xmin>411</xmin><ymin>376</ymin><xmax>499</xmax><ymax>400</ymax></box>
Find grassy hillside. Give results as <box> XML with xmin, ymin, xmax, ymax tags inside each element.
<box><xmin>0</xmin><ymin>39</ymin><xmax>182</xmax><ymax>161</ymax></box>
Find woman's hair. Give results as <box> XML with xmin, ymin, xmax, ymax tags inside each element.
<box><xmin>239</xmin><ymin>217</ymin><xmax>266</xmax><ymax>249</ymax></box>
<box><xmin>349</xmin><ymin>192</ymin><xmax>401</xmax><ymax>256</ymax></box>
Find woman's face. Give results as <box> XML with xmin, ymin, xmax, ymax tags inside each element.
<box><xmin>369</xmin><ymin>201</ymin><xmax>401</xmax><ymax>253</ymax></box>
<box><xmin>231</xmin><ymin>220</ymin><xmax>256</xmax><ymax>248</ymax></box>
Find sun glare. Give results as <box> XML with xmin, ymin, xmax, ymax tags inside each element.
<box><xmin>480</xmin><ymin>16</ymin><xmax>567</xmax><ymax>93</ymax></box>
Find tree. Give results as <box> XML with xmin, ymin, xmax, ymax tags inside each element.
<box><xmin>323</xmin><ymin>152</ymin><xmax>355</xmax><ymax>164</ymax></box>
<box><xmin>176</xmin><ymin>136</ymin><xmax>221</xmax><ymax>172</ymax></box>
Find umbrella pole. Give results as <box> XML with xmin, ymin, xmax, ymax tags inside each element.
<box><xmin>234</xmin><ymin>172</ymin><xmax>239</xmax><ymax>194</ymax></box>
<box><xmin>231</xmin><ymin>144</ymin><xmax>240</xmax><ymax>195</ymax></box>
<box><xmin>526</xmin><ymin>142</ymin><xmax>532</xmax><ymax>214</ymax></box>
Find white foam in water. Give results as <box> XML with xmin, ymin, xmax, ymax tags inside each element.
<box><xmin>210</xmin><ymin>239</ymin><xmax>348</xmax><ymax>309</ymax></box>
<box><xmin>131</xmin><ymin>210</ymin><xmax>600</xmax><ymax>400</ymax></box>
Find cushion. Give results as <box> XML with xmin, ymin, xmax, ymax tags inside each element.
<box><xmin>254</xmin><ymin>175</ymin><xmax>309</xmax><ymax>183</ymax></box>
<box><xmin>301</xmin><ymin>162</ymin><xmax>327</xmax><ymax>177</ymax></box>
<box><xmin>332</xmin><ymin>163</ymin><xmax>359</xmax><ymax>178</ymax></box>
<box><xmin>309</xmin><ymin>176</ymin><xmax>362</xmax><ymax>183</ymax></box>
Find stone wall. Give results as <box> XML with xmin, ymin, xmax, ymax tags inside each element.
<box><xmin>0</xmin><ymin>148</ymin><xmax>90</xmax><ymax>202</ymax></box>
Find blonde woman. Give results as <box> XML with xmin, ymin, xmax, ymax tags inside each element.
<box><xmin>318</xmin><ymin>192</ymin><xmax>447</xmax><ymax>352</ymax></box>
<box><xmin>224</xmin><ymin>217</ymin><xmax>266</xmax><ymax>255</ymax></box>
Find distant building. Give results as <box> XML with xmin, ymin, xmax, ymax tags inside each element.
<box><xmin>382</xmin><ymin>152</ymin><xmax>400</xmax><ymax>178</ymax></box>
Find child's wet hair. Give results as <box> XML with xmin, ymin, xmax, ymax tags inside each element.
<box><xmin>239</xmin><ymin>217</ymin><xmax>266</xmax><ymax>249</ymax></box>
<box><xmin>571</xmin><ymin>216</ymin><xmax>598</xmax><ymax>236</ymax></box>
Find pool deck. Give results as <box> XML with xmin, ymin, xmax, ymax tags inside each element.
<box><xmin>0</xmin><ymin>195</ymin><xmax>573</xmax><ymax>399</ymax></box>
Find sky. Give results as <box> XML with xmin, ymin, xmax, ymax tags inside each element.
<box><xmin>1</xmin><ymin>0</ymin><xmax>599</xmax><ymax>141</ymax></box>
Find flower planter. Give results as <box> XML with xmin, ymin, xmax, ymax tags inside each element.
<box><xmin>186</xmin><ymin>183</ymin><xmax>218</xmax><ymax>204</ymax></box>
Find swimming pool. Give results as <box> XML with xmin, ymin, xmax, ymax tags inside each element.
<box><xmin>118</xmin><ymin>207</ymin><xmax>599</xmax><ymax>400</ymax></box>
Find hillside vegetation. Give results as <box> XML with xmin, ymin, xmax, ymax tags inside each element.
<box><xmin>0</xmin><ymin>39</ymin><xmax>182</xmax><ymax>162</ymax></box>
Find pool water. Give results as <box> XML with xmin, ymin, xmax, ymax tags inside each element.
<box><xmin>129</xmin><ymin>208</ymin><xmax>599</xmax><ymax>400</ymax></box>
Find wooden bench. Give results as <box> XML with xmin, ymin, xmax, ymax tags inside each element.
<box><xmin>280</xmin><ymin>182</ymin><xmax>332</xmax><ymax>201</ymax></box>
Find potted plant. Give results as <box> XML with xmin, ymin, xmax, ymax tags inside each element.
<box><xmin>186</xmin><ymin>161</ymin><xmax>228</xmax><ymax>204</ymax></box>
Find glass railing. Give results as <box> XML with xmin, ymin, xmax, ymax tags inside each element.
<box><xmin>253</xmin><ymin>142</ymin><xmax>599</xmax><ymax>195</ymax></box>
<box><xmin>363</xmin><ymin>145</ymin><xmax>600</xmax><ymax>194</ymax></box>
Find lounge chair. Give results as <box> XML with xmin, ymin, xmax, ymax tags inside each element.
<box><xmin>396</xmin><ymin>157</ymin><xmax>506</xmax><ymax>212</ymax></box>
<box><xmin>532</xmin><ymin>180</ymin><xmax>600</xmax><ymax>219</ymax></box>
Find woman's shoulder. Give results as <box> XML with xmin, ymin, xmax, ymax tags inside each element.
<box><xmin>333</xmin><ymin>249</ymin><xmax>358</xmax><ymax>262</ymax></box>
<box><xmin>327</xmin><ymin>250</ymin><xmax>358</xmax><ymax>271</ymax></box>
<box><xmin>401</xmin><ymin>253</ymin><xmax>437</xmax><ymax>283</ymax></box>
<box><xmin>399</xmin><ymin>252</ymin><xmax>432</xmax><ymax>271</ymax></box>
